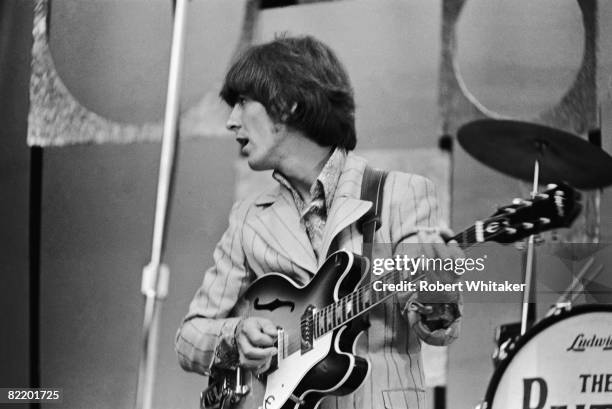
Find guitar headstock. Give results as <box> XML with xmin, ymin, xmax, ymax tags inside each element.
<box><xmin>480</xmin><ymin>183</ymin><xmax>582</xmax><ymax>244</ymax></box>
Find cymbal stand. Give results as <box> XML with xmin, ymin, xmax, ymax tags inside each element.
<box><xmin>520</xmin><ymin>159</ymin><xmax>539</xmax><ymax>335</ymax></box>
<box><xmin>546</xmin><ymin>257</ymin><xmax>604</xmax><ymax>317</ymax></box>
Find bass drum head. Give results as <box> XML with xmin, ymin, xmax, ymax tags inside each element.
<box><xmin>484</xmin><ymin>304</ymin><xmax>612</xmax><ymax>408</ymax></box>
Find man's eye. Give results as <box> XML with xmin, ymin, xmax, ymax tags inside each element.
<box><xmin>237</xmin><ymin>96</ymin><xmax>247</xmax><ymax>106</ymax></box>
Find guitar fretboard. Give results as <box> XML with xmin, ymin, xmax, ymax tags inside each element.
<box><xmin>310</xmin><ymin>226</ymin><xmax>482</xmax><ymax>339</ymax></box>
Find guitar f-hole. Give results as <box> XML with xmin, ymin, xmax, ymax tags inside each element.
<box><xmin>254</xmin><ymin>297</ymin><xmax>295</xmax><ymax>312</ymax></box>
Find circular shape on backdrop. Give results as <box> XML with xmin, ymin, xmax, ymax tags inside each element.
<box><xmin>49</xmin><ymin>1</ymin><xmax>240</xmax><ymax>125</ymax></box>
<box><xmin>456</xmin><ymin>0</ymin><xmax>584</xmax><ymax>118</ymax></box>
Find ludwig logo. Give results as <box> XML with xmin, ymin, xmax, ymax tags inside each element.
<box><xmin>567</xmin><ymin>333</ymin><xmax>612</xmax><ymax>352</ymax></box>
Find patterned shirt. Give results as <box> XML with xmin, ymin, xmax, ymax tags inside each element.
<box><xmin>272</xmin><ymin>148</ymin><xmax>347</xmax><ymax>261</ymax></box>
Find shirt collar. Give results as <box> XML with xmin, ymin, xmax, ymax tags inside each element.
<box><xmin>272</xmin><ymin>147</ymin><xmax>347</xmax><ymax>212</ymax></box>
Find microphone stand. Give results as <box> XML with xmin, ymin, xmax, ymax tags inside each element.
<box><xmin>135</xmin><ymin>1</ymin><xmax>189</xmax><ymax>409</ymax></box>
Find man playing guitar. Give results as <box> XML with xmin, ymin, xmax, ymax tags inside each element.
<box><xmin>175</xmin><ymin>35</ymin><xmax>463</xmax><ymax>409</ymax></box>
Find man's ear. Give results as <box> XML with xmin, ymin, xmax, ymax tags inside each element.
<box><xmin>280</xmin><ymin>102</ymin><xmax>298</xmax><ymax>122</ymax></box>
<box><xmin>273</xmin><ymin>121</ymin><xmax>287</xmax><ymax>134</ymax></box>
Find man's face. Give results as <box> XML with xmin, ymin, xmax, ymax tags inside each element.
<box><xmin>226</xmin><ymin>96</ymin><xmax>285</xmax><ymax>171</ymax></box>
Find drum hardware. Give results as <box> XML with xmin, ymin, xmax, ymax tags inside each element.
<box><xmin>474</xmin><ymin>401</ymin><xmax>488</xmax><ymax>409</ymax></box>
<box><xmin>493</xmin><ymin>260</ymin><xmax>604</xmax><ymax>367</ymax></box>
<box><xmin>512</xmin><ymin>155</ymin><xmax>542</xmax><ymax>335</ymax></box>
<box><xmin>457</xmin><ymin>120</ymin><xmax>612</xmax><ymax>190</ymax></box>
<box><xmin>512</xmin><ymin>233</ymin><xmax>545</xmax><ymax>251</ymax></box>
<box><xmin>458</xmin><ymin>120</ymin><xmax>611</xmax><ymax>408</ymax></box>
<box><xmin>481</xmin><ymin>305</ymin><xmax>612</xmax><ymax>409</ymax></box>
<box><xmin>491</xmin><ymin>322</ymin><xmax>521</xmax><ymax>367</ymax></box>
<box><xmin>546</xmin><ymin>257</ymin><xmax>604</xmax><ymax>318</ymax></box>
<box><xmin>458</xmin><ymin>119</ymin><xmax>612</xmax><ymax>331</ymax></box>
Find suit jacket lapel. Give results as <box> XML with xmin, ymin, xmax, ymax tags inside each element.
<box><xmin>250</xmin><ymin>186</ymin><xmax>318</xmax><ymax>274</ymax></box>
<box><xmin>319</xmin><ymin>154</ymin><xmax>372</xmax><ymax>262</ymax></box>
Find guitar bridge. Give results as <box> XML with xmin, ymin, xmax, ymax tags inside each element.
<box><xmin>300</xmin><ymin>305</ymin><xmax>315</xmax><ymax>354</ymax></box>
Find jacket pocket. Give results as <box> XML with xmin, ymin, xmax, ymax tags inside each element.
<box><xmin>381</xmin><ymin>387</ymin><xmax>425</xmax><ymax>409</ymax></box>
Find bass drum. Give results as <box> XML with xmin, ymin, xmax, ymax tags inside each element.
<box><xmin>483</xmin><ymin>304</ymin><xmax>612</xmax><ymax>409</ymax></box>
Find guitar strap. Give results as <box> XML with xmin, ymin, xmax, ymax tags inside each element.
<box><xmin>358</xmin><ymin>165</ymin><xmax>388</xmax><ymax>264</ymax></box>
<box><xmin>349</xmin><ymin>165</ymin><xmax>388</xmax><ymax>334</ymax></box>
<box><xmin>203</xmin><ymin>166</ymin><xmax>388</xmax><ymax>409</ymax></box>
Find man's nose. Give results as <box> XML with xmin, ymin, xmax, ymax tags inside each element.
<box><xmin>226</xmin><ymin>105</ymin><xmax>241</xmax><ymax>132</ymax></box>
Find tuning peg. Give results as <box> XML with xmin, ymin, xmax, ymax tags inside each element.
<box><xmin>512</xmin><ymin>198</ymin><xmax>532</xmax><ymax>205</ymax></box>
<box><xmin>555</xmin><ymin>190</ymin><xmax>565</xmax><ymax>196</ymax></box>
<box><xmin>539</xmin><ymin>217</ymin><xmax>551</xmax><ymax>225</ymax></box>
<box><xmin>535</xmin><ymin>193</ymin><xmax>549</xmax><ymax>200</ymax></box>
<box><xmin>512</xmin><ymin>198</ymin><xmax>533</xmax><ymax>206</ymax></box>
<box><xmin>522</xmin><ymin>222</ymin><xmax>534</xmax><ymax>229</ymax></box>
<box><xmin>547</xmin><ymin>183</ymin><xmax>558</xmax><ymax>189</ymax></box>
<box><xmin>499</xmin><ymin>206</ymin><xmax>516</xmax><ymax>214</ymax></box>
<box><xmin>504</xmin><ymin>227</ymin><xmax>517</xmax><ymax>235</ymax></box>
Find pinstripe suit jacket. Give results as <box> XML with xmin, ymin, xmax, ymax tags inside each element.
<box><xmin>176</xmin><ymin>153</ymin><xmax>460</xmax><ymax>409</ymax></box>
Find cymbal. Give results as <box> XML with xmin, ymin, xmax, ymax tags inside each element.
<box><xmin>457</xmin><ymin>119</ymin><xmax>612</xmax><ymax>189</ymax></box>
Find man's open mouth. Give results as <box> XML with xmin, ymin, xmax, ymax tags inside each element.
<box><xmin>236</xmin><ymin>137</ymin><xmax>248</xmax><ymax>148</ymax></box>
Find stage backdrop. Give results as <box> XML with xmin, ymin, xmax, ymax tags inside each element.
<box><xmin>28</xmin><ymin>1</ymin><xmax>612</xmax><ymax>409</ymax></box>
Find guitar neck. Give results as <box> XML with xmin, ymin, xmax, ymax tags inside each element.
<box><xmin>312</xmin><ymin>224</ymin><xmax>483</xmax><ymax>339</ymax></box>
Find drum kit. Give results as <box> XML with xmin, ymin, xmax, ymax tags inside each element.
<box><xmin>457</xmin><ymin>119</ymin><xmax>612</xmax><ymax>409</ymax></box>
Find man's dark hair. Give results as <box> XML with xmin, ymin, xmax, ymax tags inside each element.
<box><xmin>220</xmin><ymin>35</ymin><xmax>356</xmax><ymax>150</ymax></box>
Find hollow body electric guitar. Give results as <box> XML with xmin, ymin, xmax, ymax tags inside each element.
<box><xmin>201</xmin><ymin>183</ymin><xmax>581</xmax><ymax>409</ymax></box>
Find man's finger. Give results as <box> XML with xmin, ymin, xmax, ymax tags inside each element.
<box><xmin>244</xmin><ymin>327</ymin><xmax>275</xmax><ymax>347</ymax></box>
<box><xmin>439</xmin><ymin>227</ymin><xmax>456</xmax><ymax>242</ymax></box>
<box><xmin>239</xmin><ymin>356</ymin><xmax>267</xmax><ymax>369</ymax></box>
<box><xmin>258</xmin><ymin>319</ymin><xmax>279</xmax><ymax>337</ymax></box>
<box><xmin>238</xmin><ymin>337</ymin><xmax>277</xmax><ymax>360</ymax></box>
<box><xmin>254</xmin><ymin>359</ymin><xmax>272</xmax><ymax>375</ymax></box>
<box><xmin>243</xmin><ymin>346</ymin><xmax>277</xmax><ymax>361</ymax></box>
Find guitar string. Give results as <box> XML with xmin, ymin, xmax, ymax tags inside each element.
<box><xmin>278</xmin><ymin>207</ymin><xmax>550</xmax><ymax>355</ymax></box>
<box><xmin>290</xmin><ymin>190</ymin><xmax>557</xmax><ymax>330</ymax></box>
<box><xmin>278</xmin><ymin>224</ymin><xmax>515</xmax><ymax>354</ymax></box>
<box><xmin>294</xmin><ymin>219</ymin><xmax>490</xmax><ymax>330</ymax></box>
<box><xmin>280</xmin><ymin>269</ymin><xmax>428</xmax><ymax>355</ymax></box>
<box><xmin>277</xmin><ymin>193</ymin><xmax>565</xmax><ymax>356</ymax></box>
<box><xmin>283</xmin><ymin>221</ymin><xmax>501</xmax><ymax>351</ymax></box>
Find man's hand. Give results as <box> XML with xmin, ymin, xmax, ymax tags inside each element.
<box><xmin>408</xmin><ymin>227</ymin><xmax>464</xmax><ymax>331</ymax></box>
<box><xmin>235</xmin><ymin>317</ymin><xmax>278</xmax><ymax>374</ymax></box>
<box><xmin>416</xmin><ymin>227</ymin><xmax>464</xmax><ymax>286</ymax></box>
